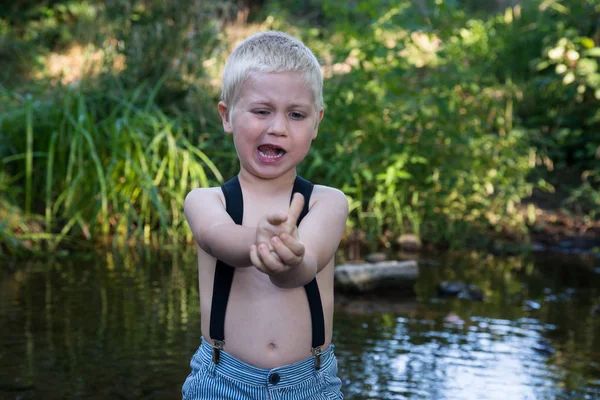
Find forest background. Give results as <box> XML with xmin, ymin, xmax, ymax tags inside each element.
<box><xmin>1</xmin><ymin>0</ymin><xmax>599</xmax><ymax>259</ymax></box>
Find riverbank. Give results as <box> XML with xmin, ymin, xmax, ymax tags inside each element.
<box><xmin>2</xmin><ymin>242</ymin><xmax>599</xmax><ymax>399</ymax></box>
<box><xmin>522</xmin><ymin>183</ymin><xmax>600</xmax><ymax>254</ymax></box>
<box><xmin>525</xmin><ymin>204</ymin><xmax>600</xmax><ymax>252</ymax></box>
<box><xmin>2</xmin><ymin>192</ymin><xmax>597</xmax><ymax>261</ymax></box>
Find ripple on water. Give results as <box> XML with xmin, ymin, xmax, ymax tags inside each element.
<box><xmin>335</xmin><ymin>311</ymin><xmax>599</xmax><ymax>400</ymax></box>
<box><xmin>3</xmin><ymin>252</ymin><xmax>600</xmax><ymax>400</ymax></box>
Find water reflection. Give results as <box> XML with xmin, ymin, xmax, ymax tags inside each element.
<box><xmin>334</xmin><ymin>251</ymin><xmax>600</xmax><ymax>400</ymax></box>
<box><xmin>337</xmin><ymin>312</ymin><xmax>598</xmax><ymax>399</ymax></box>
<box><xmin>0</xmin><ymin>250</ymin><xmax>599</xmax><ymax>399</ymax></box>
<box><xmin>0</xmin><ymin>252</ymin><xmax>201</xmax><ymax>399</ymax></box>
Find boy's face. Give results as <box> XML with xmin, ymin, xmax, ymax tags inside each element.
<box><xmin>218</xmin><ymin>71</ymin><xmax>323</xmax><ymax>180</ymax></box>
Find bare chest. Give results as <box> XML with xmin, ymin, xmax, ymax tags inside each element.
<box><xmin>240</xmin><ymin>196</ymin><xmax>293</xmax><ymax>227</ymax></box>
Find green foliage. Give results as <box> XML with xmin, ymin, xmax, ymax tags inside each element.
<box><xmin>0</xmin><ymin>0</ymin><xmax>223</xmax><ymax>100</ymax></box>
<box><xmin>1</xmin><ymin>84</ymin><xmax>223</xmax><ymax>252</ymax></box>
<box><xmin>0</xmin><ymin>170</ymin><xmax>47</xmax><ymax>257</ymax></box>
<box><xmin>522</xmin><ymin>1</ymin><xmax>600</xmax><ymax>172</ymax></box>
<box><xmin>563</xmin><ymin>172</ymin><xmax>600</xmax><ymax>217</ymax></box>
<box><xmin>102</xmin><ymin>0</ymin><xmax>222</xmax><ymax>91</ymax></box>
<box><xmin>290</xmin><ymin>0</ymin><xmax>535</xmax><ymax>247</ymax></box>
<box><xmin>0</xmin><ymin>1</ymin><xmax>99</xmax><ymax>86</ymax></box>
<box><xmin>0</xmin><ymin>0</ymin><xmax>230</xmax><ymax>255</ymax></box>
<box><xmin>1</xmin><ymin>0</ymin><xmax>599</xmax><ymax>256</ymax></box>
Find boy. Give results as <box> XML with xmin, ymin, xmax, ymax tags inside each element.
<box><xmin>182</xmin><ymin>31</ymin><xmax>348</xmax><ymax>399</ymax></box>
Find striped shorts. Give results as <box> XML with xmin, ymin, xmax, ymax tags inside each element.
<box><xmin>182</xmin><ymin>337</ymin><xmax>343</xmax><ymax>400</ymax></box>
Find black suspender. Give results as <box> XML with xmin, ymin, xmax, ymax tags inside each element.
<box><xmin>292</xmin><ymin>176</ymin><xmax>326</xmax><ymax>369</ymax></box>
<box><xmin>208</xmin><ymin>176</ymin><xmax>243</xmax><ymax>363</ymax></box>
<box><xmin>208</xmin><ymin>175</ymin><xmax>325</xmax><ymax>369</ymax></box>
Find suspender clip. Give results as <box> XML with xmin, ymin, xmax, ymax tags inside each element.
<box><xmin>212</xmin><ymin>340</ymin><xmax>224</xmax><ymax>364</ymax></box>
<box><xmin>312</xmin><ymin>346</ymin><xmax>322</xmax><ymax>370</ymax></box>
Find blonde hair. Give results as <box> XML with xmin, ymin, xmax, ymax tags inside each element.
<box><xmin>221</xmin><ymin>31</ymin><xmax>323</xmax><ymax>112</ymax></box>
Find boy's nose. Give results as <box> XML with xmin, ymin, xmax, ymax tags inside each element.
<box><xmin>268</xmin><ymin>113</ymin><xmax>288</xmax><ymax>136</ymax></box>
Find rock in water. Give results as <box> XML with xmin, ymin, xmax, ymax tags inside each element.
<box><xmin>397</xmin><ymin>234</ymin><xmax>422</xmax><ymax>252</ymax></box>
<box><xmin>437</xmin><ymin>281</ymin><xmax>466</xmax><ymax>297</ymax></box>
<box><xmin>366</xmin><ymin>253</ymin><xmax>387</xmax><ymax>263</ymax></box>
<box><xmin>437</xmin><ymin>281</ymin><xmax>485</xmax><ymax>301</ymax></box>
<box><xmin>334</xmin><ymin>261</ymin><xmax>418</xmax><ymax>293</ymax></box>
<box><xmin>458</xmin><ymin>284</ymin><xmax>484</xmax><ymax>301</ymax></box>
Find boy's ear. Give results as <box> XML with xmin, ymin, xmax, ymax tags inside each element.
<box><xmin>218</xmin><ymin>101</ymin><xmax>233</xmax><ymax>134</ymax></box>
<box><xmin>312</xmin><ymin>108</ymin><xmax>324</xmax><ymax>139</ymax></box>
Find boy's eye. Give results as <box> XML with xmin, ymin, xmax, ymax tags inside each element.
<box><xmin>252</xmin><ymin>110</ymin><xmax>270</xmax><ymax>116</ymax></box>
<box><xmin>289</xmin><ymin>112</ymin><xmax>306</xmax><ymax>120</ymax></box>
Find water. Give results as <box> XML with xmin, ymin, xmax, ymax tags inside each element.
<box><xmin>1</xmin><ymin>250</ymin><xmax>599</xmax><ymax>399</ymax></box>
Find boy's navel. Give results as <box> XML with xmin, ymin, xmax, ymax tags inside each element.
<box><xmin>267</xmin><ymin>342</ymin><xmax>277</xmax><ymax>351</ymax></box>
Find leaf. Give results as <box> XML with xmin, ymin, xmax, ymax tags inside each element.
<box><xmin>361</xmin><ymin>169</ymin><xmax>373</xmax><ymax>181</ymax></box>
<box><xmin>548</xmin><ymin>46</ymin><xmax>565</xmax><ymax>60</ymax></box>
<box><xmin>396</xmin><ymin>170</ymin><xmax>413</xmax><ymax>179</ymax></box>
<box><xmin>581</xmin><ymin>38</ymin><xmax>595</xmax><ymax>49</ymax></box>
<box><xmin>410</xmin><ymin>155</ymin><xmax>428</xmax><ymax>164</ymax></box>
<box><xmin>536</xmin><ymin>60</ymin><xmax>551</xmax><ymax>71</ymax></box>
<box><xmin>563</xmin><ymin>72</ymin><xmax>575</xmax><ymax>85</ymax></box>
<box><xmin>584</xmin><ymin>48</ymin><xmax>600</xmax><ymax>57</ymax></box>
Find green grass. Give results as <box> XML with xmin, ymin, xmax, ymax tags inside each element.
<box><xmin>1</xmin><ymin>81</ymin><xmax>223</xmax><ymax>253</ymax></box>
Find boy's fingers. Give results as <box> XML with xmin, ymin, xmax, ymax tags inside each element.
<box><xmin>279</xmin><ymin>233</ymin><xmax>305</xmax><ymax>257</ymax></box>
<box><xmin>271</xmin><ymin>236</ymin><xmax>301</xmax><ymax>266</ymax></box>
<box><xmin>287</xmin><ymin>193</ymin><xmax>305</xmax><ymax>226</ymax></box>
<box><xmin>251</xmin><ymin>244</ymin><xmax>280</xmax><ymax>275</ymax></box>
<box><xmin>257</xmin><ymin>243</ymin><xmax>285</xmax><ymax>273</ymax></box>
<box><xmin>266</xmin><ymin>212</ymin><xmax>288</xmax><ymax>225</ymax></box>
<box><xmin>257</xmin><ymin>242</ymin><xmax>283</xmax><ymax>263</ymax></box>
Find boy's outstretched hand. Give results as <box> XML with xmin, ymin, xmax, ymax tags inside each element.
<box><xmin>250</xmin><ymin>193</ymin><xmax>306</xmax><ymax>275</ymax></box>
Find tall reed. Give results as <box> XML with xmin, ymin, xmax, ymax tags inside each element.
<box><xmin>2</xmin><ymin>82</ymin><xmax>223</xmax><ymax>251</ymax></box>
<box><xmin>25</xmin><ymin>95</ymin><xmax>33</xmax><ymax>215</ymax></box>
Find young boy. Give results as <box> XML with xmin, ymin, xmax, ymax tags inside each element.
<box><xmin>182</xmin><ymin>31</ymin><xmax>348</xmax><ymax>399</ymax></box>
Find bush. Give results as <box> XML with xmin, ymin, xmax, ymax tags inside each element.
<box><xmin>1</xmin><ymin>0</ymin><xmax>598</xmax><ymax>256</ymax></box>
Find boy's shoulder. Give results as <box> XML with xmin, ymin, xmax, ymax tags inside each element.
<box><xmin>185</xmin><ymin>186</ymin><xmax>224</xmax><ymax>197</ymax></box>
<box><xmin>312</xmin><ymin>184</ymin><xmax>346</xmax><ymax>200</ymax></box>
<box><xmin>310</xmin><ymin>184</ymin><xmax>348</xmax><ymax>214</ymax></box>
<box><xmin>184</xmin><ymin>186</ymin><xmax>225</xmax><ymax>212</ymax></box>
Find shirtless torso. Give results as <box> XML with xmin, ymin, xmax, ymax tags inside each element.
<box><xmin>194</xmin><ymin>184</ymin><xmax>336</xmax><ymax>369</ymax></box>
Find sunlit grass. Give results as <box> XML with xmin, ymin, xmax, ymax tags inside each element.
<box><xmin>2</xmin><ymin>81</ymin><xmax>223</xmax><ymax>253</ymax></box>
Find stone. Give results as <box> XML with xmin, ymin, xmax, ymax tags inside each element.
<box><xmin>396</xmin><ymin>234</ymin><xmax>422</xmax><ymax>252</ymax></box>
<box><xmin>366</xmin><ymin>252</ymin><xmax>387</xmax><ymax>263</ymax></box>
<box><xmin>334</xmin><ymin>260</ymin><xmax>418</xmax><ymax>293</ymax></box>
<box><xmin>437</xmin><ymin>281</ymin><xmax>485</xmax><ymax>301</ymax></box>
<box><xmin>437</xmin><ymin>281</ymin><xmax>466</xmax><ymax>297</ymax></box>
<box><xmin>457</xmin><ymin>284</ymin><xmax>484</xmax><ymax>301</ymax></box>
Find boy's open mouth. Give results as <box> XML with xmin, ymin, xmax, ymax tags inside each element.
<box><xmin>257</xmin><ymin>144</ymin><xmax>286</xmax><ymax>160</ymax></box>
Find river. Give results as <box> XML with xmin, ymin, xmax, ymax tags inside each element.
<box><xmin>1</xmin><ymin>249</ymin><xmax>599</xmax><ymax>399</ymax></box>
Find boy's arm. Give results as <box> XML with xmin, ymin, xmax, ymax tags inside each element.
<box><xmin>184</xmin><ymin>188</ymin><xmax>255</xmax><ymax>268</ymax></box>
<box><xmin>269</xmin><ymin>186</ymin><xmax>348</xmax><ymax>288</ymax></box>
